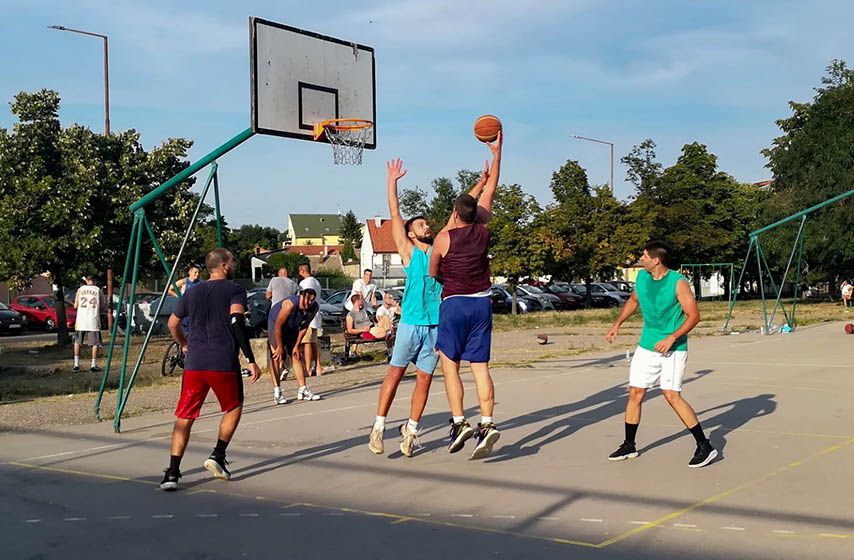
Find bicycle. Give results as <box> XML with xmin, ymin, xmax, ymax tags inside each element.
<box><xmin>161</xmin><ymin>341</ymin><xmax>185</xmax><ymax>377</ymax></box>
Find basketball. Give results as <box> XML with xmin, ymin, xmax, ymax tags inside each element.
<box><xmin>537</xmin><ymin>334</ymin><xmax>549</xmax><ymax>345</ymax></box>
<box><xmin>845</xmin><ymin>323</ymin><xmax>854</xmax><ymax>334</ymax></box>
<box><xmin>474</xmin><ymin>114</ymin><xmax>502</xmax><ymax>143</ymax></box>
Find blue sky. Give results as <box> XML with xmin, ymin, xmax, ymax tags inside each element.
<box><xmin>1</xmin><ymin>1</ymin><xmax>852</xmax><ymax>229</ymax></box>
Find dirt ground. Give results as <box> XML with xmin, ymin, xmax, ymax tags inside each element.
<box><xmin>0</xmin><ymin>299</ymin><xmax>844</xmax><ymax>432</ymax></box>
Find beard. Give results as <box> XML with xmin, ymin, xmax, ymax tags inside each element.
<box><xmin>416</xmin><ymin>233</ymin><xmax>434</xmax><ymax>245</ymax></box>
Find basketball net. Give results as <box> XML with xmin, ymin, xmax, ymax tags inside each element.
<box><xmin>314</xmin><ymin>119</ymin><xmax>373</xmax><ymax>165</ymax></box>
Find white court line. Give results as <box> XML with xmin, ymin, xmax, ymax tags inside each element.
<box><xmin>673</xmin><ymin>523</ymin><xmax>697</xmax><ymax>528</ymax></box>
<box><xmin>538</xmin><ymin>516</ymin><xmax>559</xmax><ymax>521</ymax></box>
<box><xmin>151</xmin><ymin>514</ymin><xmax>173</xmax><ymax>519</ymax></box>
<box><xmin>451</xmin><ymin>514</ymin><xmax>474</xmax><ymax>518</ymax></box>
<box><xmin>196</xmin><ymin>514</ymin><xmax>218</xmax><ymax>518</ymax></box>
<box><xmin>629</xmin><ymin>521</ymin><xmax>650</xmax><ymax>525</ymax></box>
<box><xmin>108</xmin><ymin>516</ymin><xmax>131</xmax><ymax>520</ymax></box>
<box><xmin>279</xmin><ymin>513</ymin><xmax>301</xmax><ymax>517</ymax></box>
<box><xmin>64</xmin><ymin>517</ymin><xmax>86</xmax><ymax>521</ymax></box>
<box><xmin>721</xmin><ymin>526</ymin><xmax>745</xmax><ymax>531</ymax></box>
<box><xmin>773</xmin><ymin>530</ymin><xmax>794</xmax><ymax>534</ymax></box>
<box><xmin>24</xmin><ymin>519</ymin><xmax>42</xmax><ymax>523</ymax></box>
<box><xmin>581</xmin><ymin>518</ymin><xmax>603</xmax><ymax>523</ymax></box>
<box><xmin>240</xmin><ymin>513</ymin><xmax>260</xmax><ymax>517</ymax></box>
<box><xmin>492</xmin><ymin>515</ymin><xmax>517</xmax><ymax>519</ymax></box>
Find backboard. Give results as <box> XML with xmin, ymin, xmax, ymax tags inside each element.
<box><xmin>250</xmin><ymin>17</ymin><xmax>376</xmax><ymax>149</ymax></box>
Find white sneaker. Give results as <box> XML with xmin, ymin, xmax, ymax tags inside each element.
<box><xmin>297</xmin><ymin>387</ymin><xmax>321</xmax><ymax>401</ymax></box>
<box><xmin>274</xmin><ymin>394</ymin><xmax>288</xmax><ymax>405</ymax></box>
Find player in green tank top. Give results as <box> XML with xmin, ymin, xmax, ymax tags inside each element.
<box><xmin>605</xmin><ymin>240</ymin><xmax>718</xmax><ymax>468</ymax></box>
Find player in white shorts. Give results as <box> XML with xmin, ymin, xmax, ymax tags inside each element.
<box><xmin>605</xmin><ymin>240</ymin><xmax>717</xmax><ymax>468</ymax></box>
<box><xmin>72</xmin><ymin>275</ymin><xmax>105</xmax><ymax>372</ymax></box>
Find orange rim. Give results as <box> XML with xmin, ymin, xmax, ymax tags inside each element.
<box><xmin>313</xmin><ymin>118</ymin><xmax>373</xmax><ymax>140</ymax></box>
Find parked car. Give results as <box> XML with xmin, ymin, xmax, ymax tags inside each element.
<box><xmin>0</xmin><ymin>301</ymin><xmax>27</xmax><ymax>334</ymax></box>
<box><xmin>12</xmin><ymin>294</ymin><xmax>76</xmax><ymax>331</ymax></box>
<box><xmin>492</xmin><ymin>286</ymin><xmax>541</xmax><ymax>314</ymax></box>
<box><xmin>607</xmin><ymin>280</ymin><xmax>634</xmax><ymax>293</ymax></box>
<box><xmin>592</xmin><ymin>282</ymin><xmax>631</xmax><ymax>303</ymax></box>
<box><xmin>566</xmin><ymin>283</ymin><xmax>616</xmax><ymax>308</ymax></box>
<box><xmin>488</xmin><ymin>287</ymin><xmax>508</xmax><ymax>314</ymax></box>
<box><xmin>518</xmin><ymin>284</ymin><xmax>562</xmax><ymax>310</ymax></box>
<box><xmin>534</xmin><ymin>283</ymin><xmax>585</xmax><ymax>310</ymax></box>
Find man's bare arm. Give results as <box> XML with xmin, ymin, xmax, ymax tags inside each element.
<box><xmin>168</xmin><ymin>314</ymin><xmax>188</xmax><ymax>349</ymax></box>
<box><xmin>477</xmin><ymin>130</ymin><xmax>502</xmax><ymax>220</ymax></box>
<box><xmin>387</xmin><ymin>158</ymin><xmax>414</xmax><ymax>265</ymax></box>
<box><xmin>429</xmin><ymin>231</ymin><xmax>449</xmax><ymax>279</ymax></box>
<box><xmin>605</xmin><ymin>290</ymin><xmax>639</xmax><ymax>344</ymax></box>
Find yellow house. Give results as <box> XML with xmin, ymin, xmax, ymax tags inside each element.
<box><xmin>285</xmin><ymin>214</ymin><xmax>344</xmax><ymax>247</ymax></box>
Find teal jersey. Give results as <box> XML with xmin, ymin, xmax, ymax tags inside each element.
<box><xmin>400</xmin><ymin>246</ymin><xmax>442</xmax><ymax>326</ymax></box>
<box><xmin>636</xmin><ymin>269</ymin><xmax>688</xmax><ymax>352</ymax></box>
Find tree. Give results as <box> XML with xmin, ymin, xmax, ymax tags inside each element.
<box><xmin>761</xmin><ymin>59</ymin><xmax>854</xmax><ymax>285</ymax></box>
<box><xmin>227</xmin><ymin>224</ymin><xmax>282</xmax><ymax>277</ymax></box>
<box><xmin>398</xmin><ymin>170</ymin><xmax>478</xmax><ymax>234</ymax></box>
<box><xmin>0</xmin><ymin>90</ymin><xmax>199</xmax><ymax>343</ymax></box>
<box><xmin>265</xmin><ymin>252</ymin><xmax>308</xmax><ymax>277</ymax></box>
<box><xmin>621</xmin><ymin>138</ymin><xmax>662</xmax><ymax>197</ymax></box>
<box><xmin>339</xmin><ymin>210</ymin><xmax>362</xmax><ymax>261</ymax></box>
<box><xmin>488</xmin><ymin>184</ymin><xmax>545</xmax><ymax>313</ymax></box>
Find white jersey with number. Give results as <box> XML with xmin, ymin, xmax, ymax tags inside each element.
<box><xmin>75</xmin><ymin>285</ymin><xmax>101</xmax><ymax>332</ymax></box>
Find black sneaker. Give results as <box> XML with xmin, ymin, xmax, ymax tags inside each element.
<box><xmin>688</xmin><ymin>440</ymin><xmax>718</xmax><ymax>468</ymax></box>
<box><xmin>160</xmin><ymin>468</ymin><xmax>181</xmax><ymax>491</ymax></box>
<box><xmin>470</xmin><ymin>423</ymin><xmax>501</xmax><ymax>460</ymax></box>
<box><xmin>447</xmin><ymin>419</ymin><xmax>475</xmax><ymax>453</ymax></box>
<box><xmin>203</xmin><ymin>453</ymin><xmax>231</xmax><ymax>480</ymax></box>
<box><xmin>90</xmin><ymin>366</ymin><xmax>101</xmax><ymax>373</ymax></box>
<box><xmin>608</xmin><ymin>440</ymin><xmax>639</xmax><ymax>461</ymax></box>
<box><xmin>72</xmin><ymin>365</ymin><xmax>80</xmax><ymax>373</ymax></box>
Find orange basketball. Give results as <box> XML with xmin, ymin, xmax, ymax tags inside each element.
<box><xmin>474</xmin><ymin>114</ymin><xmax>502</xmax><ymax>143</ymax></box>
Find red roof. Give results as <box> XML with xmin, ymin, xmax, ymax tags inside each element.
<box><xmin>286</xmin><ymin>245</ymin><xmax>342</xmax><ymax>256</ymax></box>
<box><xmin>366</xmin><ymin>219</ymin><xmax>397</xmax><ymax>253</ymax></box>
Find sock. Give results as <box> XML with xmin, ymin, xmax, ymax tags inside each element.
<box><xmin>481</xmin><ymin>416</ymin><xmax>493</xmax><ymax>425</ymax></box>
<box><xmin>625</xmin><ymin>422</ymin><xmax>639</xmax><ymax>444</ymax></box>
<box><xmin>407</xmin><ymin>418</ymin><xmax>419</xmax><ymax>432</ymax></box>
<box><xmin>169</xmin><ymin>455</ymin><xmax>182</xmax><ymax>473</ymax></box>
<box><xmin>91</xmin><ymin>359</ymin><xmax>97</xmax><ymax>368</ymax></box>
<box><xmin>688</xmin><ymin>422</ymin><xmax>706</xmax><ymax>444</ymax></box>
<box><xmin>274</xmin><ymin>386</ymin><xmax>282</xmax><ymax>397</ymax></box>
<box><xmin>374</xmin><ymin>416</ymin><xmax>386</xmax><ymax>430</ymax></box>
<box><xmin>74</xmin><ymin>356</ymin><xmax>80</xmax><ymax>367</ymax></box>
<box><xmin>298</xmin><ymin>385</ymin><xmax>306</xmax><ymax>393</ymax></box>
<box><xmin>452</xmin><ymin>415</ymin><xmax>465</xmax><ymax>424</ymax></box>
<box><xmin>214</xmin><ymin>439</ymin><xmax>229</xmax><ymax>457</ymax></box>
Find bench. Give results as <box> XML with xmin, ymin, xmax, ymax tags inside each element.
<box><xmin>340</xmin><ymin>316</ymin><xmax>395</xmax><ymax>361</ymax></box>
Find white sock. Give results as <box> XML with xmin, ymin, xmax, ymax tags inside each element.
<box><xmin>91</xmin><ymin>359</ymin><xmax>97</xmax><ymax>368</ymax></box>
<box><xmin>452</xmin><ymin>415</ymin><xmax>465</xmax><ymax>424</ymax></box>
<box><xmin>274</xmin><ymin>387</ymin><xmax>282</xmax><ymax>397</ymax></box>
<box><xmin>407</xmin><ymin>418</ymin><xmax>419</xmax><ymax>432</ymax></box>
<box><xmin>374</xmin><ymin>416</ymin><xmax>386</xmax><ymax>430</ymax></box>
<box><xmin>74</xmin><ymin>356</ymin><xmax>79</xmax><ymax>367</ymax></box>
<box><xmin>481</xmin><ymin>416</ymin><xmax>493</xmax><ymax>425</ymax></box>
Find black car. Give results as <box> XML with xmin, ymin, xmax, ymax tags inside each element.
<box><xmin>0</xmin><ymin>301</ymin><xmax>27</xmax><ymax>334</ymax></box>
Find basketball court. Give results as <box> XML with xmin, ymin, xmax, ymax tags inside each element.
<box><xmin>2</xmin><ymin>320</ymin><xmax>852</xmax><ymax>559</ymax></box>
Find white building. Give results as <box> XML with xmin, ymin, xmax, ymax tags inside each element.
<box><xmin>360</xmin><ymin>216</ymin><xmax>406</xmax><ymax>287</ymax></box>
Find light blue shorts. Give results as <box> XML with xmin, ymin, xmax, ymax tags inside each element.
<box><xmin>390</xmin><ymin>323</ymin><xmax>439</xmax><ymax>374</ymax></box>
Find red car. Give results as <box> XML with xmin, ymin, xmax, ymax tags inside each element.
<box><xmin>12</xmin><ymin>294</ymin><xmax>76</xmax><ymax>332</ymax></box>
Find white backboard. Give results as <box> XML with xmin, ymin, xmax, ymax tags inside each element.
<box><xmin>250</xmin><ymin>17</ymin><xmax>376</xmax><ymax>149</ymax></box>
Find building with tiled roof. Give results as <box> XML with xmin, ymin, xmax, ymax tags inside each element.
<box><xmin>361</xmin><ymin>217</ymin><xmax>406</xmax><ymax>284</ymax></box>
<box><xmin>286</xmin><ymin>214</ymin><xmax>344</xmax><ymax>246</ymax></box>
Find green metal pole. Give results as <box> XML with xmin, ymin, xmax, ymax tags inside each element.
<box><xmin>130</xmin><ymin>129</ymin><xmax>252</xmax><ymax>212</ymax></box>
<box><xmin>750</xmin><ymin>187</ymin><xmax>854</xmax><ymax>237</ymax></box>
<box><xmin>767</xmin><ymin>216</ymin><xmax>806</xmax><ymax>328</ymax></box>
<box><xmin>724</xmin><ymin>238</ymin><xmax>754</xmax><ymax>333</ymax></box>
<box><xmin>143</xmin><ymin>215</ymin><xmax>183</xmax><ymax>299</ymax></box>
<box><xmin>757</xmin><ymin>241</ymin><xmax>790</xmax><ymax>327</ymax></box>
<box><xmin>212</xmin><ymin>164</ymin><xmax>223</xmax><ymax>247</ymax></box>
<box><xmin>791</xmin><ymin>220</ymin><xmax>807</xmax><ymax>329</ymax></box>
<box><xmin>114</xmin><ymin>166</ymin><xmax>219</xmax><ymax>432</ymax></box>
<box><xmin>115</xmin><ymin>211</ymin><xmax>144</xmax><ymax>426</ymax></box>
<box><xmin>95</xmin><ymin>214</ymin><xmax>138</xmax><ymax>420</ymax></box>
<box><xmin>756</xmin><ymin>238</ymin><xmax>768</xmax><ymax>334</ymax></box>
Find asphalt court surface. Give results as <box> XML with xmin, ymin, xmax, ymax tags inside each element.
<box><xmin>2</xmin><ymin>321</ymin><xmax>853</xmax><ymax>559</ymax></box>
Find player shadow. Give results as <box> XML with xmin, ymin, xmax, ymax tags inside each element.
<box><xmin>638</xmin><ymin>393</ymin><xmax>777</xmax><ymax>458</ymax></box>
<box><xmin>484</xmin><ymin>370</ymin><xmax>712</xmax><ymax>464</ymax></box>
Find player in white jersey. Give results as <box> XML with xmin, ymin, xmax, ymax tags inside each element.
<box><xmin>73</xmin><ymin>275</ymin><xmax>105</xmax><ymax>372</ymax></box>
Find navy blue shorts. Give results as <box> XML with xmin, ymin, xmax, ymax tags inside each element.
<box><xmin>435</xmin><ymin>296</ymin><xmax>492</xmax><ymax>363</ymax></box>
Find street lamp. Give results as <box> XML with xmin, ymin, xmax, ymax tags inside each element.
<box><xmin>48</xmin><ymin>25</ymin><xmax>110</xmax><ymax>135</ymax></box>
<box><xmin>571</xmin><ymin>135</ymin><xmax>613</xmax><ymax>194</ymax></box>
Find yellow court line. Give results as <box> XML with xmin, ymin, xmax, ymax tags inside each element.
<box><xmin>8</xmin><ymin>462</ymin><xmax>158</xmax><ymax>486</ymax></box>
<box><xmin>597</xmin><ymin>437</ymin><xmax>854</xmax><ymax>548</ymax></box>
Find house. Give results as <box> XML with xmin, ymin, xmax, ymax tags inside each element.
<box><xmin>285</xmin><ymin>214</ymin><xmax>344</xmax><ymax>246</ymax></box>
<box><xmin>360</xmin><ymin>216</ymin><xmax>406</xmax><ymax>286</ymax></box>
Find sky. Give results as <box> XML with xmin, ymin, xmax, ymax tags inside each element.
<box><xmin>1</xmin><ymin>0</ymin><xmax>852</xmax><ymax>230</ymax></box>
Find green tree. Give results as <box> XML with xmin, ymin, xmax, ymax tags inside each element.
<box><xmin>266</xmin><ymin>252</ymin><xmax>308</xmax><ymax>277</ymax></box>
<box><xmin>0</xmin><ymin>90</ymin><xmax>199</xmax><ymax>343</ymax></box>
<box><xmin>488</xmin><ymin>184</ymin><xmax>545</xmax><ymax>313</ymax></box>
<box><xmin>227</xmin><ymin>224</ymin><xmax>282</xmax><ymax>277</ymax></box>
<box><xmin>761</xmin><ymin>59</ymin><xmax>854</xmax><ymax>285</ymax></box>
<box><xmin>621</xmin><ymin>138</ymin><xmax>663</xmax><ymax>197</ymax></box>
<box><xmin>398</xmin><ymin>170</ymin><xmax>478</xmax><ymax>234</ymax></box>
<box><xmin>339</xmin><ymin>210</ymin><xmax>362</xmax><ymax>261</ymax></box>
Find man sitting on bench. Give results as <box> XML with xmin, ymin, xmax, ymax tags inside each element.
<box><xmin>346</xmin><ymin>293</ymin><xmax>391</xmax><ymax>357</ymax></box>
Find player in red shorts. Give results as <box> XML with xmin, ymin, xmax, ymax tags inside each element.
<box><xmin>160</xmin><ymin>248</ymin><xmax>261</xmax><ymax>491</ymax></box>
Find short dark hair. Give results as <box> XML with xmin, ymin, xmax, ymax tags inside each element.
<box><xmin>454</xmin><ymin>194</ymin><xmax>478</xmax><ymax>224</ymax></box>
<box><xmin>206</xmin><ymin>248</ymin><xmax>232</xmax><ymax>272</ymax></box>
<box><xmin>643</xmin><ymin>240</ymin><xmax>670</xmax><ymax>267</ymax></box>
<box><xmin>300</xmin><ymin>287</ymin><xmax>316</xmax><ymax>297</ymax></box>
<box><xmin>363</xmin><ymin>268</ymin><xmax>372</xmax><ymax>275</ymax></box>
<box><xmin>405</xmin><ymin>215</ymin><xmax>426</xmax><ymax>234</ymax></box>
<box><xmin>188</xmin><ymin>265</ymin><xmax>200</xmax><ymax>272</ymax></box>
<box><xmin>85</xmin><ymin>275</ymin><xmax>96</xmax><ymax>282</ymax></box>
<box><xmin>278</xmin><ymin>266</ymin><xmax>288</xmax><ymax>275</ymax></box>
<box><xmin>299</xmin><ymin>262</ymin><xmax>311</xmax><ymax>274</ymax></box>
<box><xmin>351</xmin><ymin>292</ymin><xmax>362</xmax><ymax>302</ymax></box>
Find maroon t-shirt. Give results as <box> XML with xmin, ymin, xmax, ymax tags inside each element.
<box><xmin>439</xmin><ymin>224</ymin><xmax>491</xmax><ymax>298</ymax></box>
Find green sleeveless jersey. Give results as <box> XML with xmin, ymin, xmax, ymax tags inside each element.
<box><xmin>635</xmin><ymin>269</ymin><xmax>688</xmax><ymax>352</ymax></box>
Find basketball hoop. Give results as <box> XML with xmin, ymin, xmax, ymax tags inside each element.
<box><xmin>313</xmin><ymin>118</ymin><xmax>373</xmax><ymax>165</ymax></box>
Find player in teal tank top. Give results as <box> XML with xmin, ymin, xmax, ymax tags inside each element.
<box><xmin>605</xmin><ymin>240</ymin><xmax>718</xmax><ymax>468</ymax></box>
<box><xmin>368</xmin><ymin>158</ymin><xmax>446</xmax><ymax>458</ymax></box>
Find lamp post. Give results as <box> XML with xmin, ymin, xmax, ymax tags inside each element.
<box><xmin>48</xmin><ymin>25</ymin><xmax>110</xmax><ymax>135</ymax></box>
<box><xmin>571</xmin><ymin>135</ymin><xmax>613</xmax><ymax>194</ymax></box>
<box><xmin>50</xmin><ymin>25</ymin><xmax>113</xmax><ymax>329</ymax></box>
